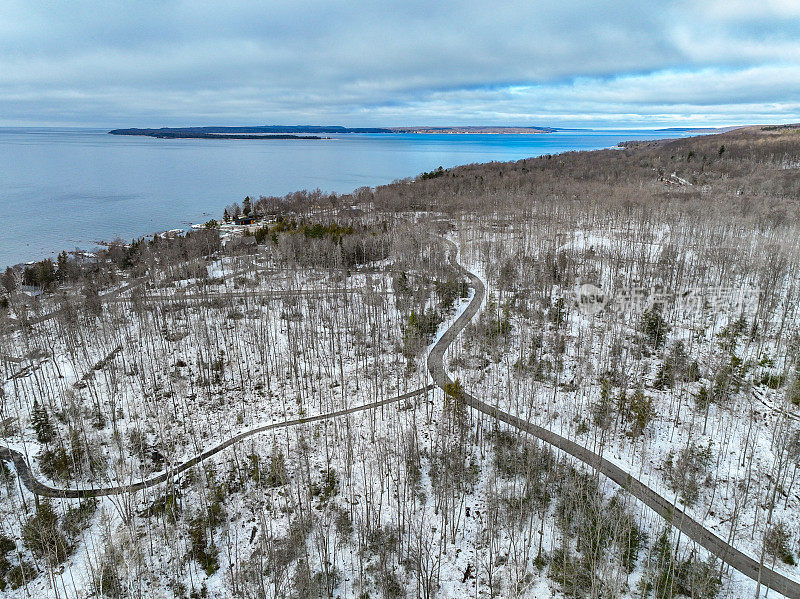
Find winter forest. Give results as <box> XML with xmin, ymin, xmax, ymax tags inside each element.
<box><xmin>2</xmin><ymin>125</ymin><xmax>800</xmax><ymax>599</ymax></box>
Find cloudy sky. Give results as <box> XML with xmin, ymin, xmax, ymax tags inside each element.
<box><xmin>1</xmin><ymin>0</ymin><xmax>799</xmax><ymax>128</ymax></box>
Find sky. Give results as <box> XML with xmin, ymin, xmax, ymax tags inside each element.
<box><xmin>1</xmin><ymin>0</ymin><xmax>799</xmax><ymax>129</ymax></box>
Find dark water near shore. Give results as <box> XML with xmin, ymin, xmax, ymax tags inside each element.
<box><xmin>0</xmin><ymin>128</ymin><xmax>697</xmax><ymax>267</ymax></box>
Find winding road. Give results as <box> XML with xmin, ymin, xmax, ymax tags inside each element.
<box><xmin>427</xmin><ymin>240</ymin><xmax>800</xmax><ymax>599</ymax></box>
<box><xmin>0</xmin><ymin>387</ymin><xmax>432</xmax><ymax>499</ymax></box>
<box><xmin>1</xmin><ymin>238</ymin><xmax>798</xmax><ymax>597</ymax></box>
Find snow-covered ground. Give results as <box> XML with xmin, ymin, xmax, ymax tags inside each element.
<box><xmin>447</xmin><ymin>219</ymin><xmax>800</xmax><ymax>598</ymax></box>
<box><xmin>1</xmin><ymin>219</ymin><xmax>798</xmax><ymax>598</ymax></box>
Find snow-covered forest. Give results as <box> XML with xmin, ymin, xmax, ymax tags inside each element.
<box><xmin>1</xmin><ymin>125</ymin><xmax>800</xmax><ymax>598</ymax></box>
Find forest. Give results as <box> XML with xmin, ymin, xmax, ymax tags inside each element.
<box><xmin>1</xmin><ymin>125</ymin><xmax>800</xmax><ymax>598</ymax></box>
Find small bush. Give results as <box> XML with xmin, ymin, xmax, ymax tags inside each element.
<box><xmin>765</xmin><ymin>522</ymin><xmax>796</xmax><ymax>566</ymax></box>
<box><xmin>310</xmin><ymin>468</ymin><xmax>339</xmax><ymax>501</ymax></box>
<box><xmin>664</xmin><ymin>444</ymin><xmax>712</xmax><ymax>506</ymax></box>
<box><xmin>6</xmin><ymin>561</ymin><xmax>37</xmax><ymax>590</ymax></box>
<box><xmin>62</xmin><ymin>498</ymin><xmax>98</xmax><ymax>538</ymax></box>
<box><xmin>22</xmin><ymin>501</ymin><xmax>71</xmax><ymax>563</ymax></box>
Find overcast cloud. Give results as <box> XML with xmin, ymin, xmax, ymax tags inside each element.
<box><xmin>1</xmin><ymin>0</ymin><xmax>799</xmax><ymax>127</ymax></box>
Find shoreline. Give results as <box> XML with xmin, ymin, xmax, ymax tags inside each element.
<box><xmin>0</xmin><ymin>128</ymin><xmax>707</xmax><ymax>269</ymax></box>
<box><xmin>108</xmin><ymin>125</ymin><xmax>557</xmax><ymax>138</ymax></box>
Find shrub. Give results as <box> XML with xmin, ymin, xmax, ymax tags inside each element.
<box><xmin>764</xmin><ymin>522</ymin><xmax>796</xmax><ymax>565</ymax></box>
<box><xmin>664</xmin><ymin>444</ymin><xmax>712</xmax><ymax>506</ymax></box>
<box><xmin>22</xmin><ymin>501</ymin><xmax>71</xmax><ymax>563</ymax></box>
<box><xmin>310</xmin><ymin>468</ymin><xmax>339</xmax><ymax>501</ymax></box>
<box><xmin>188</xmin><ymin>511</ymin><xmax>220</xmax><ymax>576</ymax></box>
<box><xmin>6</xmin><ymin>561</ymin><xmax>37</xmax><ymax>590</ymax></box>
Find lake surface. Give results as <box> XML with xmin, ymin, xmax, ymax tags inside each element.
<box><xmin>0</xmin><ymin>128</ymin><xmax>697</xmax><ymax>267</ymax></box>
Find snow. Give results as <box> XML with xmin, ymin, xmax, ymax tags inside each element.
<box><xmin>2</xmin><ymin>219</ymin><xmax>799</xmax><ymax>598</ymax></box>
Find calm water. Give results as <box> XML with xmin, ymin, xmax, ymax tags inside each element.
<box><xmin>0</xmin><ymin>128</ymin><xmax>696</xmax><ymax>267</ymax></box>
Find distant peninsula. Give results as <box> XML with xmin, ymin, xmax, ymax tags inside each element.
<box><xmin>108</xmin><ymin>125</ymin><xmax>556</xmax><ymax>139</ymax></box>
<box><xmin>107</xmin><ymin>127</ymin><xmax>328</xmax><ymax>140</ymax></box>
<box><xmin>390</xmin><ymin>126</ymin><xmax>555</xmax><ymax>134</ymax></box>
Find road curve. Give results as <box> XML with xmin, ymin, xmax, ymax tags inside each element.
<box><xmin>2</xmin><ymin>237</ymin><xmax>798</xmax><ymax>596</ymax></box>
<box><xmin>426</xmin><ymin>240</ymin><xmax>800</xmax><ymax>599</ymax></box>
<box><xmin>0</xmin><ymin>386</ymin><xmax>432</xmax><ymax>499</ymax></box>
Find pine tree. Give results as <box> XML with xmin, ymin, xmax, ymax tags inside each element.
<box><xmin>592</xmin><ymin>378</ymin><xmax>614</xmax><ymax>428</ymax></box>
<box><xmin>640</xmin><ymin>307</ymin><xmax>670</xmax><ymax>349</ymax></box>
<box><xmin>788</xmin><ymin>361</ymin><xmax>800</xmax><ymax>406</ymax></box>
<box><xmin>32</xmin><ymin>401</ymin><xmax>55</xmax><ymax>444</ymax></box>
<box><xmin>629</xmin><ymin>389</ymin><xmax>654</xmax><ymax>436</ymax></box>
<box><xmin>443</xmin><ymin>378</ymin><xmax>467</xmax><ymax>421</ymax></box>
<box><xmin>1</xmin><ymin>266</ymin><xmax>18</xmax><ymax>293</ymax></box>
<box><xmin>56</xmin><ymin>251</ymin><xmax>69</xmax><ymax>282</ymax></box>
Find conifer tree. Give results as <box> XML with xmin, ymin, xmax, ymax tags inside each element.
<box><xmin>32</xmin><ymin>401</ymin><xmax>55</xmax><ymax>444</ymax></box>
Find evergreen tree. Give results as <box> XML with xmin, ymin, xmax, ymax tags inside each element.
<box><xmin>56</xmin><ymin>251</ymin><xmax>69</xmax><ymax>282</ymax></box>
<box><xmin>22</xmin><ymin>500</ymin><xmax>70</xmax><ymax>563</ymax></box>
<box><xmin>23</xmin><ymin>259</ymin><xmax>56</xmax><ymax>290</ymax></box>
<box><xmin>32</xmin><ymin>401</ymin><xmax>55</xmax><ymax>444</ymax></box>
<box><xmin>629</xmin><ymin>389</ymin><xmax>654</xmax><ymax>436</ymax></box>
<box><xmin>641</xmin><ymin>307</ymin><xmax>670</xmax><ymax>349</ymax></box>
<box><xmin>788</xmin><ymin>361</ymin><xmax>800</xmax><ymax>406</ymax></box>
<box><xmin>1</xmin><ymin>266</ymin><xmax>18</xmax><ymax>294</ymax></box>
<box><xmin>592</xmin><ymin>378</ymin><xmax>614</xmax><ymax>428</ymax></box>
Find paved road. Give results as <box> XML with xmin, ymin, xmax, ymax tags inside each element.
<box><xmin>2</xmin><ymin>237</ymin><xmax>798</xmax><ymax>596</ymax></box>
<box><xmin>104</xmin><ymin>287</ymin><xmax>390</xmax><ymax>303</ymax></box>
<box><xmin>0</xmin><ymin>386</ymin><xmax>432</xmax><ymax>499</ymax></box>
<box><xmin>426</xmin><ymin>240</ymin><xmax>800</xmax><ymax>599</ymax></box>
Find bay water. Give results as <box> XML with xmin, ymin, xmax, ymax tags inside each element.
<box><xmin>0</xmin><ymin>128</ymin><xmax>696</xmax><ymax>267</ymax></box>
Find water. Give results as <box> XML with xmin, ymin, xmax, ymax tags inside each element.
<box><xmin>0</xmin><ymin>127</ymin><xmax>696</xmax><ymax>267</ymax></box>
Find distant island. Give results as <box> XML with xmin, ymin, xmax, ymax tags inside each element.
<box><xmin>108</xmin><ymin>125</ymin><xmax>556</xmax><ymax>139</ymax></box>
<box><xmin>389</xmin><ymin>126</ymin><xmax>555</xmax><ymax>134</ymax></box>
<box><xmin>107</xmin><ymin>128</ymin><xmax>327</xmax><ymax>140</ymax></box>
